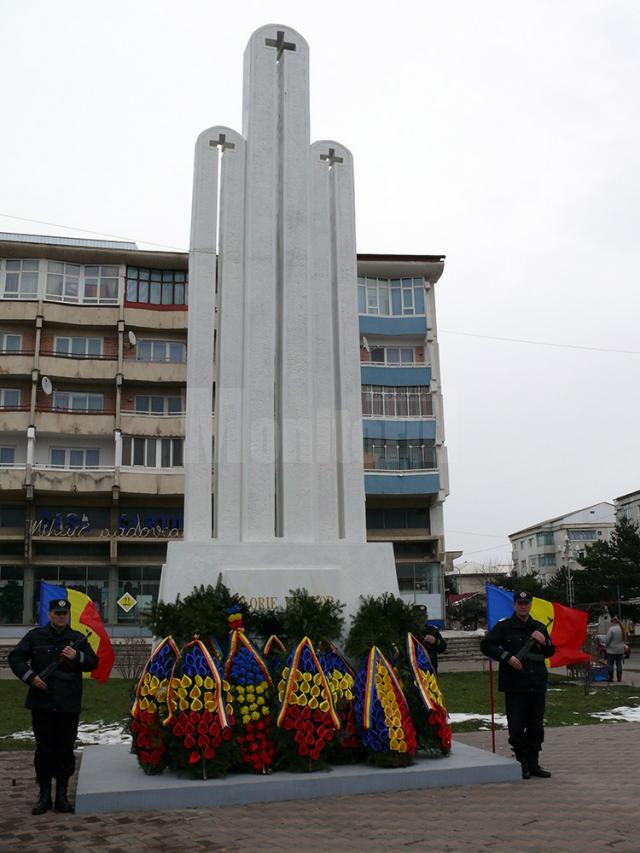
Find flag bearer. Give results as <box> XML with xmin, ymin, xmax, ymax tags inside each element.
<box><xmin>8</xmin><ymin>598</ymin><xmax>98</xmax><ymax>814</ymax></box>
<box><xmin>480</xmin><ymin>590</ymin><xmax>555</xmax><ymax>779</ymax></box>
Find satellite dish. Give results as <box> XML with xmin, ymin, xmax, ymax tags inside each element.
<box><xmin>361</xmin><ymin>336</ymin><xmax>371</xmax><ymax>353</ymax></box>
<box><xmin>41</xmin><ymin>376</ymin><xmax>53</xmax><ymax>396</ymax></box>
<box><xmin>128</xmin><ymin>330</ymin><xmax>137</xmax><ymax>347</ymax></box>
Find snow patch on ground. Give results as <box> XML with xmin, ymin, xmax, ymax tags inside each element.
<box><xmin>449</xmin><ymin>712</ymin><xmax>508</xmax><ymax>729</ymax></box>
<box><xmin>3</xmin><ymin>720</ymin><xmax>131</xmax><ymax>748</ymax></box>
<box><xmin>590</xmin><ymin>706</ymin><xmax>640</xmax><ymax>723</ymax></box>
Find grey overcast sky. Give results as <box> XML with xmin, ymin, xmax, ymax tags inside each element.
<box><xmin>2</xmin><ymin>1</ymin><xmax>639</xmax><ymax>563</ymax></box>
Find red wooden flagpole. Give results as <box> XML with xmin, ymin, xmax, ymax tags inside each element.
<box><xmin>488</xmin><ymin>659</ymin><xmax>496</xmax><ymax>753</ymax></box>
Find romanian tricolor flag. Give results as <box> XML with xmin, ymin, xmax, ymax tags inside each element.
<box><xmin>39</xmin><ymin>581</ymin><xmax>115</xmax><ymax>683</ymax></box>
<box><xmin>485</xmin><ymin>584</ymin><xmax>591</xmax><ymax>667</ymax></box>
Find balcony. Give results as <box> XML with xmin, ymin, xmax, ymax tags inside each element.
<box><xmin>364</xmin><ymin>472</ymin><xmax>441</xmax><ymax>496</ymax></box>
<box><xmin>0</xmin><ymin>351</ymin><xmax>35</xmax><ymax>378</ymax></box>
<box><xmin>31</xmin><ymin>464</ymin><xmax>116</xmax><ymax>493</ymax></box>
<box><xmin>0</xmin><ymin>406</ymin><xmax>30</xmax><ymax>432</ymax></box>
<box><xmin>41</xmin><ymin>301</ymin><xmax>119</xmax><ymax>326</ymax></box>
<box><xmin>120</xmin><ymin>411</ymin><xmax>186</xmax><ymax>437</ymax></box>
<box><xmin>360</xmin><ymin>364</ymin><xmax>431</xmax><ymax>386</ymax></box>
<box><xmin>119</xmin><ymin>469</ymin><xmax>186</xmax><ymax>496</ymax></box>
<box><xmin>122</xmin><ymin>359</ymin><xmax>186</xmax><ymax>384</ymax></box>
<box><xmin>123</xmin><ymin>305</ymin><xmax>188</xmax><ymax>331</ymax></box>
<box><xmin>0</xmin><ymin>463</ymin><xmax>27</xmax><ymax>491</ymax></box>
<box><xmin>35</xmin><ymin>406</ymin><xmax>116</xmax><ymax>436</ymax></box>
<box><xmin>0</xmin><ymin>300</ymin><xmax>39</xmax><ymax>322</ymax></box>
<box><xmin>39</xmin><ymin>351</ymin><xmax>118</xmax><ymax>381</ymax></box>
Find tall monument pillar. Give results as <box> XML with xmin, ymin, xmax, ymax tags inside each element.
<box><xmin>160</xmin><ymin>24</ymin><xmax>399</xmax><ymax>618</ymax></box>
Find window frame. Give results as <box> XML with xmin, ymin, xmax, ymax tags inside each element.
<box><xmin>363</xmin><ymin>438</ymin><xmax>437</xmax><ymax>471</ymax></box>
<box><xmin>136</xmin><ymin>339</ymin><xmax>186</xmax><ymax>364</ymax></box>
<box><xmin>0</xmin><ymin>446</ymin><xmax>16</xmax><ymax>465</ymax></box>
<box><xmin>121</xmin><ymin>435</ymin><xmax>184</xmax><ymax>469</ymax></box>
<box><xmin>53</xmin><ymin>335</ymin><xmax>103</xmax><ymax>358</ymax></box>
<box><xmin>45</xmin><ymin>261</ymin><xmax>120</xmax><ymax>306</ymax></box>
<box><xmin>0</xmin><ymin>259</ymin><xmax>40</xmax><ymax>300</ymax></box>
<box><xmin>133</xmin><ymin>394</ymin><xmax>185</xmax><ymax>415</ymax></box>
<box><xmin>0</xmin><ymin>332</ymin><xmax>24</xmax><ymax>353</ymax></box>
<box><xmin>361</xmin><ymin>385</ymin><xmax>433</xmax><ymax>418</ymax></box>
<box><xmin>0</xmin><ymin>388</ymin><xmax>21</xmax><ymax>409</ymax></box>
<box><xmin>49</xmin><ymin>447</ymin><xmax>101</xmax><ymax>469</ymax></box>
<box><xmin>125</xmin><ymin>267</ymin><xmax>188</xmax><ymax>309</ymax></box>
<box><xmin>52</xmin><ymin>391</ymin><xmax>104</xmax><ymax>413</ymax></box>
<box><xmin>357</xmin><ymin>277</ymin><xmax>426</xmax><ymax>317</ymax></box>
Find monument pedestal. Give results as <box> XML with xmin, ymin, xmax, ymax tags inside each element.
<box><xmin>160</xmin><ymin>539</ymin><xmax>398</xmax><ymax>619</ymax></box>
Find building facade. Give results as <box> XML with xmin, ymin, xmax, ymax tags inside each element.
<box><xmin>509</xmin><ymin>502</ymin><xmax>616</xmax><ymax>580</ymax></box>
<box><xmin>615</xmin><ymin>489</ymin><xmax>640</xmax><ymax>526</ymax></box>
<box><xmin>0</xmin><ymin>233</ymin><xmax>448</xmax><ymax>634</ymax></box>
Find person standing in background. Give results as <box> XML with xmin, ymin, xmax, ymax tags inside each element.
<box><xmin>605</xmin><ymin>615</ymin><xmax>626</xmax><ymax>683</ymax></box>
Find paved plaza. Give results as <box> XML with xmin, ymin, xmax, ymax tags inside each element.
<box><xmin>1</xmin><ymin>722</ymin><xmax>638</xmax><ymax>852</ymax></box>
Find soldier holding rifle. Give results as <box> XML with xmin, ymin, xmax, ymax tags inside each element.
<box><xmin>480</xmin><ymin>590</ymin><xmax>555</xmax><ymax>779</ymax></box>
<box><xmin>9</xmin><ymin>598</ymin><xmax>98</xmax><ymax>814</ymax></box>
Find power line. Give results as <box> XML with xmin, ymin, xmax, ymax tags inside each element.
<box><xmin>440</xmin><ymin>329</ymin><xmax>640</xmax><ymax>356</ymax></box>
<box><xmin>446</xmin><ymin>528</ymin><xmax>506</xmax><ymax>539</ymax></box>
<box><xmin>0</xmin><ymin>213</ymin><xmax>184</xmax><ymax>252</ymax></box>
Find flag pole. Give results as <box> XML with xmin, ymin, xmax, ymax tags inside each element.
<box><xmin>488</xmin><ymin>659</ymin><xmax>496</xmax><ymax>753</ymax></box>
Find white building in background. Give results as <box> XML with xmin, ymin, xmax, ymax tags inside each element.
<box><xmin>447</xmin><ymin>560</ymin><xmax>510</xmax><ymax>596</ymax></box>
<box><xmin>615</xmin><ymin>489</ymin><xmax>640</xmax><ymax>526</ymax></box>
<box><xmin>509</xmin><ymin>502</ymin><xmax>616</xmax><ymax>580</ymax></box>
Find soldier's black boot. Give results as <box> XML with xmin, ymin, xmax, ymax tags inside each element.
<box><xmin>32</xmin><ymin>779</ymin><xmax>53</xmax><ymax>815</ymax></box>
<box><xmin>529</xmin><ymin>752</ymin><xmax>551</xmax><ymax>778</ymax></box>
<box><xmin>54</xmin><ymin>778</ymin><xmax>74</xmax><ymax>813</ymax></box>
<box><xmin>519</xmin><ymin>756</ymin><xmax>531</xmax><ymax>779</ymax></box>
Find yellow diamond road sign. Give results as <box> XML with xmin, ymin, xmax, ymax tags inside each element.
<box><xmin>117</xmin><ymin>592</ymin><xmax>137</xmax><ymax>613</ymax></box>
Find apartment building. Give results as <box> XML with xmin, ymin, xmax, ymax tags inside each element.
<box><xmin>0</xmin><ymin>233</ymin><xmax>449</xmax><ymax>634</ymax></box>
<box><xmin>615</xmin><ymin>489</ymin><xmax>640</xmax><ymax>526</ymax></box>
<box><xmin>509</xmin><ymin>502</ymin><xmax>616</xmax><ymax>580</ymax></box>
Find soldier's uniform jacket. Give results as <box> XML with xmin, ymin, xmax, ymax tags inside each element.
<box><xmin>8</xmin><ymin>623</ymin><xmax>99</xmax><ymax>713</ymax></box>
<box><xmin>480</xmin><ymin>614</ymin><xmax>555</xmax><ymax>693</ymax></box>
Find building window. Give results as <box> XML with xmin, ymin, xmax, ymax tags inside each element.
<box><xmin>363</xmin><ymin>438</ymin><xmax>436</xmax><ymax>471</ymax></box>
<box><xmin>357</xmin><ymin>277</ymin><xmax>426</xmax><ymax>316</ymax></box>
<box><xmin>538</xmin><ymin>554</ymin><xmax>557</xmax><ymax>567</ymax></box>
<box><xmin>1</xmin><ymin>259</ymin><xmax>39</xmax><ymax>299</ymax></box>
<box><xmin>45</xmin><ymin>262</ymin><xmax>119</xmax><ymax>305</ymax></box>
<box><xmin>366</xmin><ymin>507</ymin><xmax>429</xmax><ymax>529</ymax></box>
<box><xmin>529</xmin><ymin>556</ymin><xmax>537</xmax><ymax>568</ymax></box>
<box><xmin>520</xmin><ymin>541</ymin><xmax>524</xmax><ymax>550</ymax></box>
<box><xmin>136</xmin><ymin>340</ymin><xmax>186</xmax><ymax>363</ymax></box>
<box><xmin>0</xmin><ymin>332</ymin><xmax>23</xmax><ymax>352</ymax></box>
<box><xmin>521</xmin><ymin>560</ymin><xmax>526</xmax><ymax>570</ymax></box>
<box><xmin>568</xmin><ymin>529</ymin><xmax>597</xmax><ymax>541</ymax></box>
<box><xmin>0</xmin><ymin>447</ymin><xmax>16</xmax><ymax>465</ymax></box>
<box><xmin>0</xmin><ymin>388</ymin><xmax>20</xmax><ymax>409</ymax></box>
<box><xmin>125</xmin><ymin>267</ymin><xmax>188</xmax><ymax>308</ymax></box>
<box><xmin>396</xmin><ymin>563</ymin><xmax>441</xmax><ymax>594</ymax></box>
<box><xmin>122</xmin><ymin>436</ymin><xmax>184</xmax><ymax>468</ymax></box>
<box><xmin>133</xmin><ymin>394</ymin><xmax>184</xmax><ymax>415</ymax></box>
<box><xmin>369</xmin><ymin>346</ymin><xmax>419</xmax><ymax>366</ymax></box>
<box><xmin>362</xmin><ymin>385</ymin><xmax>432</xmax><ymax>418</ymax></box>
<box><xmin>536</xmin><ymin>531</ymin><xmax>554</xmax><ymax>546</ymax></box>
<box><xmin>49</xmin><ymin>447</ymin><xmax>101</xmax><ymax>468</ymax></box>
<box><xmin>54</xmin><ymin>336</ymin><xmax>103</xmax><ymax>357</ymax></box>
<box><xmin>117</xmin><ymin>566</ymin><xmax>161</xmax><ymax>624</ymax></box>
<box><xmin>52</xmin><ymin>391</ymin><xmax>104</xmax><ymax>412</ymax></box>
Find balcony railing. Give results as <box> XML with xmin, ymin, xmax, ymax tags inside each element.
<box><xmin>36</xmin><ymin>405</ymin><xmax>116</xmax><ymax>415</ymax></box>
<box><xmin>40</xmin><ymin>350</ymin><xmax>118</xmax><ymax>361</ymax></box>
<box><xmin>0</xmin><ymin>404</ymin><xmax>31</xmax><ymax>412</ymax></box>
<box><xmin>364</xmin><ymin>447</ymin><xmax>438</xmax><ymax>472</ymax></box>
<box><xmin>32</xmin><ymin>463</ymin><xmax>116</xmax><ymax>473</ymax></box>
<box><xmin>0</xmin><ymin>349</ymin><xmax>36</xmax><ymax>357</ymax></box>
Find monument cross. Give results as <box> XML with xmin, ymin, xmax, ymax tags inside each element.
<box><xmin>159</xmin><ymin>24</ymin><xmax>399</xmax><ymax>622</ymax></box>
<box><xmin>265</xmin><ymin>30</ymin><xmax>296</xmax><ymax>59</ymax></box>
<box><xmin>320</xmin><ymin>147</ymin><xmax>344</xmax><ymax>167</ymax></box>
<box><xmin>209</xmin><ymin>133</ymin><xmax>235</xmax><ymax>151</ymax></box>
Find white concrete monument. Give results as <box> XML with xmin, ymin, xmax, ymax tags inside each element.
<box><xmin>159</xmin><ymin>24</ymin><xmax>399</xmax><ymax>618</ymax></box>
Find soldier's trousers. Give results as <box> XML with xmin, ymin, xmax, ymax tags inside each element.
<box><xmin>32</xmin><ymin>711</ymin><xmax>79</xmax><ymax>783</ymax></box>
<box><xmin>504</xmin><ymin>692</ymin><xmax>545</xmax><ymax>758</ymax></box>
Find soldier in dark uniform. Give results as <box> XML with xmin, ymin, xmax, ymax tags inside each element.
<box><xmin>422</xmin><ymin>620</ymin><xmax>447</xmax><ymax>674</ymax></box>
<box><xmin>8</xmin><ymin>598</ymin><xmax>98</xmax><ymax>814</ymax></box>
<box><xmin>480</xmin><ymin>590</ymin><xmax>555</xmax><ymax>779</ymax></box>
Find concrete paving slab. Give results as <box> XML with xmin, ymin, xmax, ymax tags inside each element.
<box><xmin>75</xmin><ymin>740</ymin><xmax>520</xmax><ymax>813</ymax></box>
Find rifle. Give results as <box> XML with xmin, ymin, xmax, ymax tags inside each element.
<box><xmin>514</xmin><ymin>617</ymin><xmax>553</xmax><ymax>661</ymax></box>
<box><xmin>37</xmin><ymin>631</ymin><xmax>93</xmax><ymax>684</ymax></box>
